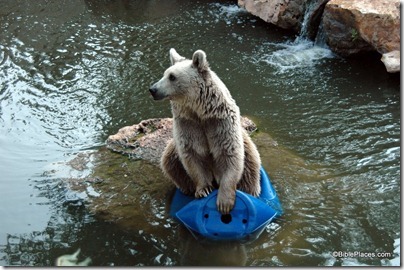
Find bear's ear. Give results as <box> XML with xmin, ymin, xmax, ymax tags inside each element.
<box><xmin>192</xmin><ymin>50</ymin><xmax>209</xmax><ymax>72</ymax></box>
<box><xmin>169</xmin><ymin>48</ymin><xmax>185</xmax><ymax>66</ymax></box>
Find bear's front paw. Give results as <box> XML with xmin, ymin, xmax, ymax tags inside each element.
<box><xmin>195</xmin><ymin>185</ymin><xmax>213</xmax><ymax>198</ymax></box>
<box><xmin>216</xmin><ymin>189</ymin><xmax>236</xmax><ymax>214</ymax></box>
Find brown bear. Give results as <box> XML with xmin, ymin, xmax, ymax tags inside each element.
<box><xmin>149</xmin><ymin>48</ymin><xmax>261</xmax><ymax>214</ymax></box>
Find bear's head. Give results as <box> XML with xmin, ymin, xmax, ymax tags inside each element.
<box><xmin>149</xmin><ymin>48</ymin><xmax>209</xmax><ymax>101</ymax></box>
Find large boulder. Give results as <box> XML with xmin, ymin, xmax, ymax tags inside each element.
<box><xmin>238</xmin><ymin>0</ymin><xmax>329</xmax><ymax>38</ymax></box>
<box><xmin>238</xmin><ymin>0</ymin><xmax>305</xmax><ymax>32</ymax></box>
<box><xmin>322</xmin><ymin>0</ymin><xmax>400</xmax><ymax>72</ymax></box>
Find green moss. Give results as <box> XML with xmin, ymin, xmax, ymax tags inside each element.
<box><xmin>350</xmin><ymin>28</ymin><xmax>359</xmax><ymax>42</ymax></box>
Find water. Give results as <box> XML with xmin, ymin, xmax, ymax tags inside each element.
<box><xmin>257</xmin><ymin>39</ymin><xmax>334</xmax><ymax>72</ymax></box>
<box><xmin>260</xmin><ymin>0</ymin><xmax>335</xmax><ymax>72</ymax></box>
<box><xmin>0</xmin><ymin>0</ymin><xmax>400</xmax><ymax>266</ymax></box>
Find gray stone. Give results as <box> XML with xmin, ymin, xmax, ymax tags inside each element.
<box><xmin>381</xmin><ymin>50</ymin><xmax>400</xmax><ymax>73</ymax></box>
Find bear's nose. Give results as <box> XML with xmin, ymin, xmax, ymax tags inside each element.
<box><xmin>149</xmin><ymin>86</ymin><xmax>157</xmax><ymax>94</ymax></box>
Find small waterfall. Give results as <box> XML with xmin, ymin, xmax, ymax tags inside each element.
<box><xmin>314</xmin><ymin>20</ymin><xmax>328</xmax><ymax>47</ymax></box>
<box><xmin>296</xmin><ymin>0</ymin><xmax>318</xmax><ymax>42</ymax></box>
<box><xmin>262</xmin><ymin>0</ymin><xmax>333</xmax><ymax>71</ymax></box>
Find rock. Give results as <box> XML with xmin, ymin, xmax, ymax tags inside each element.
<box><xmin>58</xmin><ymin>117</ymin><xmax>331</xmax><ymax>233</ymax></box>
<box><xmin>238</xmin><ymin>0</ymin><xmax>305</xmax><ymax>32</ymax></box>
<box><xmin>381</xmin><ymin>50</ymin><xmax>400</xmax><ymax>73</ymax></box>
<box><xmin>239</xmin><ymin>0</ymin><xmax>400</xmax><ymax>73</ymax></box>
<box><xmin>238</xmin><ymin>0</ymin><xmax>330</xmax><ymax>38</ymax></box>
<box><xmin>322</xmin><ymin>0</ymin><xmax>374</xmax><ymax>56</ymax></box>
<box><xmin>106</xmin><ymin>117</ymin><xmax>258</xmax><ymax>164</ymax></box>
<box><xmin>107</xmin><ymin>118</ymin><xmax>174</xmax><ymax>164</ymax></box>
<box><xmin>323</xmin><ymin>0</ymin><xmax>400</xmax><ymax>72</ymax></box>
<box><xmin>304</xmin><ymin>0</ymin><xmax>330</xmax><ymax>40</ymax></box>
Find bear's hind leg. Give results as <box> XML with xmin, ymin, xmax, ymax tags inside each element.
<box><xmin>237</xmin><ymin>131</ymin><xmax>261</xmax><ymax>197</ymax></box>
<box><xmin>181</xmin><ymin>152</ymin><xmax>215</xmax><ymax>198</ymax></box>
<box><xmin>161</xmin><ymin>139</ymin><xmax>195</xmax><ymax>196</ymax></box>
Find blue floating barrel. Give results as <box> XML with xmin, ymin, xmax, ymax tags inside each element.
<box><xmin>170</xmin><ymin>166</ymin><xmax>282</xmax><ymax>240</ymax></box>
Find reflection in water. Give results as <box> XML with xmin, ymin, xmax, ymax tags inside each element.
<box><xmin>177</xmin><ymin>226</ymin><xmax>247</xmax><ymax>266</ymax></box>
<box><xmin>0</xmin><ymin>166</ymin><xmax>256</xmax><ymax>266</ymax></box>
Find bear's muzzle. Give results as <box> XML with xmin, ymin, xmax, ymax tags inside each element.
<box><xmin>149</xmin><ymin>85</ymin><xmax>165</xmax><ymax>101</ymax></box>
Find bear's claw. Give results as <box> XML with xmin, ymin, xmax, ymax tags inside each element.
<box><xmin>217</xmin><ymin>200</ymin><xmax>234</xmax><ymax>215</ymax></box>
<box><xmin>195</xmin><ymin>185</ymin><xmax>213</xmax><ymax>198</ymax></box>
<box><xmin>216</xmin><ymin>190</ymin><xmax>235</xmax><ymax>214</ymax></box>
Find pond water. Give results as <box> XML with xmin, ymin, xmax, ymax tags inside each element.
<box><xmin>0</xmin><ymin>0</ymin><xmax>400</xmax><ymax>266</ymax></box>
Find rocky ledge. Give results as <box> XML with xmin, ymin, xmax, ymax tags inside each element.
<box><xmin>238</xmin><ymin>0</ymin><xmax>400</xmax><ymax>73</ymax></box>
<box><xmin>106</xmin><ymin>117</ymin><xmax>258</xmax><ymax>164</ymax></box>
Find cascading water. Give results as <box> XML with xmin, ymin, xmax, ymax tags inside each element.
<box><xmin>260</xmin><ymin>0</ymin><xmax>334</xmax><ymax>71</ymax></box>
<box><xmin>296</xmin><ymin>0</ymin><xmax>318</xmax><ymax>42</ymax></box>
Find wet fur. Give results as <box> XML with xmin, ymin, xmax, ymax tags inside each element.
<box><xmin>151</xmin><ymin>49</ymin><xmax>261</xmax><ymax>214</ymax></box>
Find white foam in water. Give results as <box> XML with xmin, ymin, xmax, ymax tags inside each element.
<box><xmin>260</xmin><ymin>39</ymin><xmax>334</xmax><ymax>72</ymax></box>
<box><xmin>209</xmin><ymin>3</ymin><xmax>248</xmax><ymax>24</ymax></box>
<box><xmin>255</xmin><ymin>0</ymin><xmax>334</xmax><ymax>72</ymax></box>
<box><xmin>211</xmin><ymin>3</ymin><xmax>247</xmax><ymax>16</ymax></box>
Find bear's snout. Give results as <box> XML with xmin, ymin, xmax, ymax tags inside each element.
<box><xmin>149</xmin><ymin>85</ymin><xmax>164</xmax><ymax>101</ymax></box>
<box><xmin>149</xmin><ymin>85</ymin><xmax>157</xmax><ymax>95</ymax></box>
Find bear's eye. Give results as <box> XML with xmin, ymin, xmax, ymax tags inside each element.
<box><xmin>169</xmin><ymin>74</ymin><xmax>176</xmax><ymax>81</ymax></box>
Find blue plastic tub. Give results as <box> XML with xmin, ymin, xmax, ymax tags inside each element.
<box><xmin>170</xmin><ymin>166</ymin><xmax>282</xmax><ymax>241</ymax></box>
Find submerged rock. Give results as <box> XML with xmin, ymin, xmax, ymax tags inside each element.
<box><xmin>56</xmin><ymin>117</ymin><xmax>258</xmax><ymax>232</ymax></box>
<box><xmin>59</xmin><ymin>117</ymin><xmax>329</xmax><ymax>234</ymax></box>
